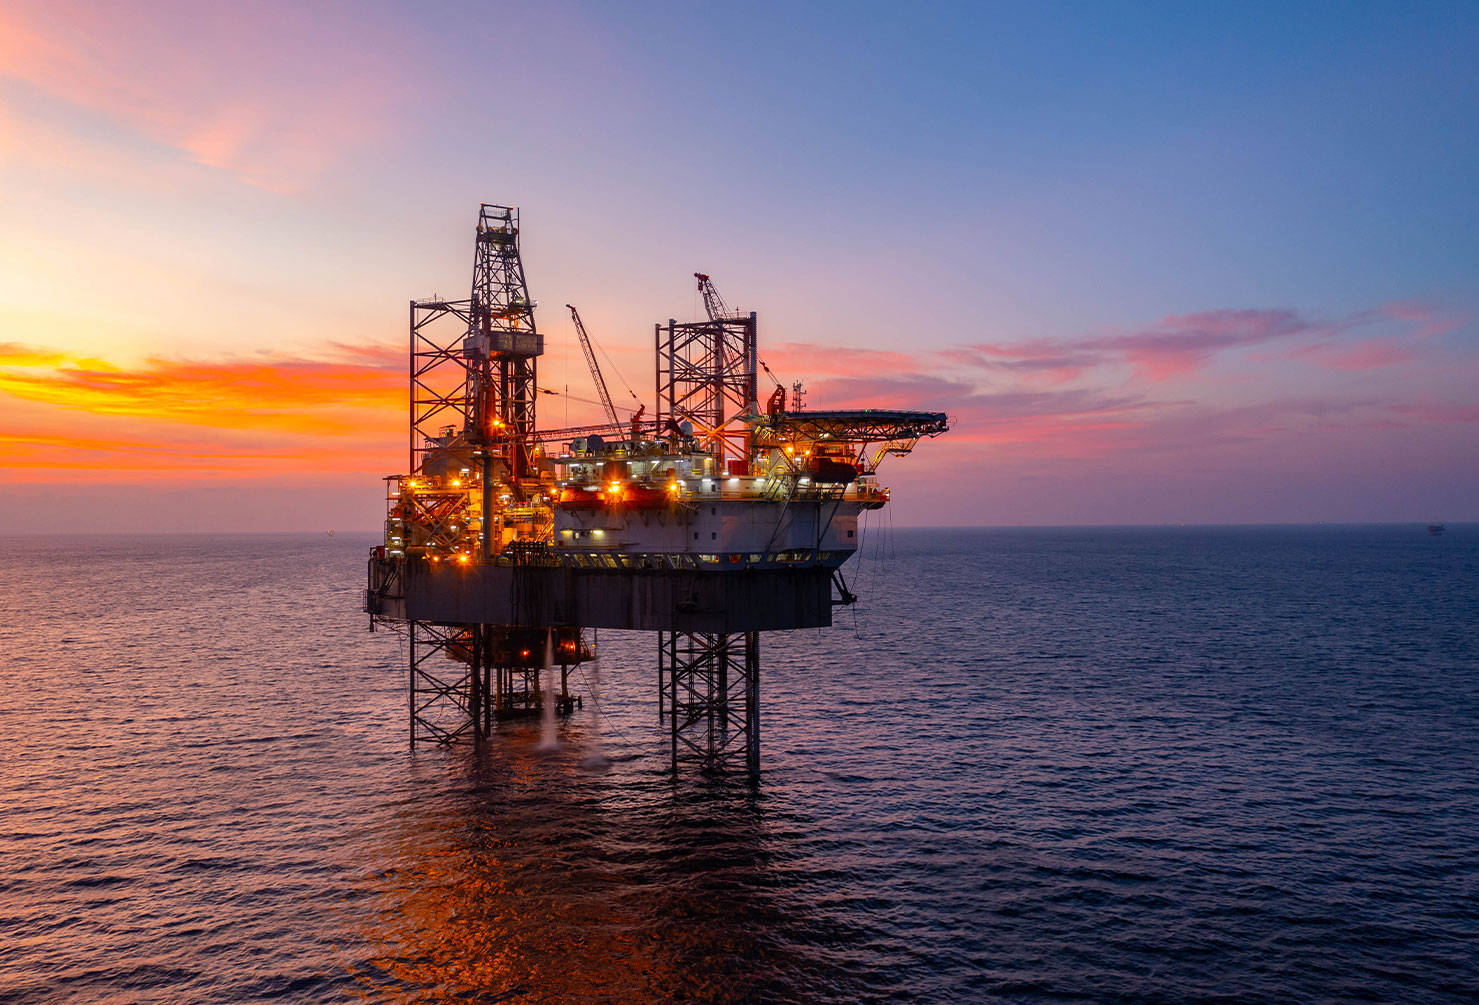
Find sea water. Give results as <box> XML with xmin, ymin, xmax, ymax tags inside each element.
<box><xmin>0</xmin><ymin>526</ymin><xmax>1474</xmax><ymax>1002</ymax></box>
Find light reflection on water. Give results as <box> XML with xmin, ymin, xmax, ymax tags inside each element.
<box><xmin>1</xmin><ymin>528</ymin><xmax>1476</xmax><ymax>1003</ymax></box>
<box><xmin>337</xmin><ymin>730</ymin><xmax>872</xmax><ymax>1004</ymax></box>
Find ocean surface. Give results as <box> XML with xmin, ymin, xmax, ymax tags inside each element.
<box><xmin>1</xmin><ymin>526</ymin><xmax>1476</xmax><ymax>1003</ymax></box>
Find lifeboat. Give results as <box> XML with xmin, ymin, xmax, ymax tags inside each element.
<box><xmin>622</xmin><ymin>485</ymin><xmax>671</xmax><ymax>509</ymax></box>
<box><xmin>558</xmin><ymin>486</ymin><xmax>602</xmax><ymax>509</ymax></box>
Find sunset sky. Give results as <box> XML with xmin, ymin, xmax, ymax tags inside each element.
<box><xmin>1</xmin><ymin>0</ymin><xmax>1475</xmax><ymax>530</ymax></box>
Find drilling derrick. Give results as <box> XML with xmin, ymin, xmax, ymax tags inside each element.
<box><xmin>468</xmin><ymin>204</ymin><xmax>541</xmax><ymax>491</ymax></box>
<box><xmin>369</xmin><ymin>205</ymin><xmax>950</xmax><ymax>776</ymax></box>
<box><xmin>390</xmin><ymin>205</ymin><xmax>578</xmax><ymax>745</ymax></box>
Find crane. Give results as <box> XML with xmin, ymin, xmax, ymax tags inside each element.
<box><xmin>694</xmin><ymin>272</ymin><xmax>736</xmax><ymax>321</ymax></box>
<box><xmin>567</xmin><ymin>304</ymin><xmax>619</xmax><ymax>427</ymax></box>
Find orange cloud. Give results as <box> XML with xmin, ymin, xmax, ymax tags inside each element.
<box><xmin>0</xmin><ymin>342</ymin><xmax>112</xmax><ymax>369</ymax></box>
<box><xmin>0</xmin><ymin>342</ymin><xmax>403</xmax><ymax>433</ymax></box>
<box><xmin>0</xmin><ymin>426</ymin><xmax>394</xmax><ymax>478</ymax></box>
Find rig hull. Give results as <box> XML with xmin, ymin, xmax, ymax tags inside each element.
<box><xmin>368</xmin><ymin>561</ymin><xmax>835</xmax><ymax>633</ymax></box>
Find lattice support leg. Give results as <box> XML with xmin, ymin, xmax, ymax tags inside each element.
<box><xmin>408</xmin><ymin>621</ymin><xmax>477</xmax><ymax>748</ymax></box>
<box><xmin>667</xmin><ymin>631</ymin><xmax>760</xmax><ymax>778</ymax></box>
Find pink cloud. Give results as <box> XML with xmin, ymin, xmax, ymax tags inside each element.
<box><xmin>937</xmin><ymin>345</ymin><xmax>1099</xmax><ymax>385</ymax></box>
<box><xmin>950</xmin><ymin>308</ymin><xmax>1331</xmax><ymax>382</ymax></box>
<box><xmin>803</xmin><ymin>373</ymin><xmax>976</xmax><ymax>410</ymax></box>
<box><xmin>1375</xmin><ymin>301</ymin><xmax>1467</xmax><ymax>339</ymax></box>
<box><xmin>945</xmin><ymin>301</ymin><xmax>1471</xmax><ymax>384</ymax></box>
<box><xmin>760</xmin><ymin>342</ymin><xmax>920</xmax><ymax>381</ymax></box>
<box><xmin>0</xmin><ymin>0</ymin><xmax>414</xmax><ymax>191</ymax></box>
<box><xmin>1387</xmin><ymin>401</ymin><xmax>1479</xmax><ymax>424</ymax></box>
<box><xmin>801</xmin><ymin>372</ymin><xmax>1165</xmax><ymax>456</ymax></box>
<box><xmin>1096</xmin><ymin>309</ymin><xmax>1331</xmax><ymax>379</ymax></box>
<box><xmin>1287</xmin><ymin>339</ymin><xmax>1419</xmax><ymax>372</ymax></box>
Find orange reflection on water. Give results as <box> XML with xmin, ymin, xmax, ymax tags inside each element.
<box><xmin>338</xmin><ymin>730</ymin><xmax>825</xmax><ymax>1004</ymax></box>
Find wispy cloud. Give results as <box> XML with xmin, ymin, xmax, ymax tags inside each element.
<box><xmin>0</xmin><ymin>0</ymin><xmax>413</xmax><ymax>191</ymax></box>
<box><xmin>951</xmin><ymin>309</ymin><xmax>1333</xmax><ymax>382</ymax></box>
<box><xmin>942</xmin><ymin>302</ymin><xmax>1465</xmax><ymax>383</ymax></box>
<box><xmin>1367</xmin><ymin>300</ymin><xmax>1467</xmax><ymax>340</ymax></box>
<box><xmin>1386</xmin><ymin>401</ymin><xmax>1479</xmax><ymax>424</ymax></box>
<box><xmin>760</xmin><ymin>342</ymin><xmax>921</xmax><ymax>380</ymax></box>
<box><xmin>1285</xmin><ymin>339</ymin><xmax>1418</xmax><ymax>372</ymax></box>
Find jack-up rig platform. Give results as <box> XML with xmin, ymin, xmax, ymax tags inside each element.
<box><xmin>366</xmin><ymin>204</ymin><xmax>948</xmax><ymax>778</ymax></box>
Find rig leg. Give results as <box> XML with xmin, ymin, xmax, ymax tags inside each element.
<box><xmin>667</xmin><ymin>631</ymin><xmax>761</xmax><ymax>779</ymax></box>
<box><xmin>482</xmin><ymin>628</ymin><xmax>493</xmax><ymax>736</ymax></box>
<box><xmin>470</xmin><ymin>631</ymin><xmax>482</xmax><ymax>744</ymax></box>
<box><xmin>408</xmin><ymin>622</ymin><xmax>416</xmax><ymax>750</ymax></box>
<box><xmin>408</xmin><ymin>621</ymin><xmax>477</xmax><ymax>747</ymax></box>
<box><xmin>746</xmin><ymin>633</ymin><xmax>760</xmax><ymax>779</ymax></box>
<box><xmin>657</xmin><ymin>630</ymin><xmax>666</xmax><ymax>721</ymax></box>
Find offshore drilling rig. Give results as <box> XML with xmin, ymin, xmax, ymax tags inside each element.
<box><xmin>365</xmin><ymin>204</ymin><xmax>948</xmax><ymax>778</ymax></box>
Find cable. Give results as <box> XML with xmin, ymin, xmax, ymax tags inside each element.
<box><xmin>537</xmin><ymin>386</ymin><xmax>642</xmax><ymax>414</ymax></box>
<box><xmin>572</xmin><ymin>662</ymin><xmax>662</xmax><ymax>761</ymax></box>
<box><xmin>593</xmin><ymin>340</ymin><xmax>642</xmax><ymax>407</ymax></box>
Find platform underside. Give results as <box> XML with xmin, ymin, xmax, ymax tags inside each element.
<box><xmin>368</xmin><ymin>561</ymin><xmax>835</xmax><ymax>633</ymax></box>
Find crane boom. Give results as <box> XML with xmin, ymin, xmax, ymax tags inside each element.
<box><xmin>567</xmin><ymin>304</ymin><xmax>620</xmax><ymax>427</ymax></box>
<box><xmin>694</xmin><ymin>272</ymin><xmax>734</xmax><ymax>321</ymax></box>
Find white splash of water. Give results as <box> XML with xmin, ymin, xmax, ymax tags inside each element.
<box><xmin>587</xmin><ymin>650</ymin><xmax>602</xmax><ymax>746</ymax></box>
<box><xmin>538</xmin><ymin>629</ymin><xmax>558</xmax><ymax>750</ymax></box>
<box><xmin>580</xmin><ymin>632</ymin><xmax>613</xmax><ymax>769</ymax></box>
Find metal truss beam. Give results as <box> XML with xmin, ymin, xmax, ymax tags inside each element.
<box><xmin>664</xmin><ymin>631</ymin><xmax>760</xmax><ymax>779</ymax></box>
<box><xmin>409</xmin><ymin>621</ymin><xmax>478</xmax><ymax>747</ymax></box>
<box><xmin>407</xmin><ymin>622</ymin><xmax>588</xmax><ymax>748</ymax></box>
<box><xmin>656</xmin><ymin>315</ymin><xmax>757</xmax><ymax>466</ymax></box>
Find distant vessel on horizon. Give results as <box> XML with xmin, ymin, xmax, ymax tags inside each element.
<box><xmin>1427</xmin><ymin>523</ymin><xmax>1446</xmax><ymax>535</ymax></box>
